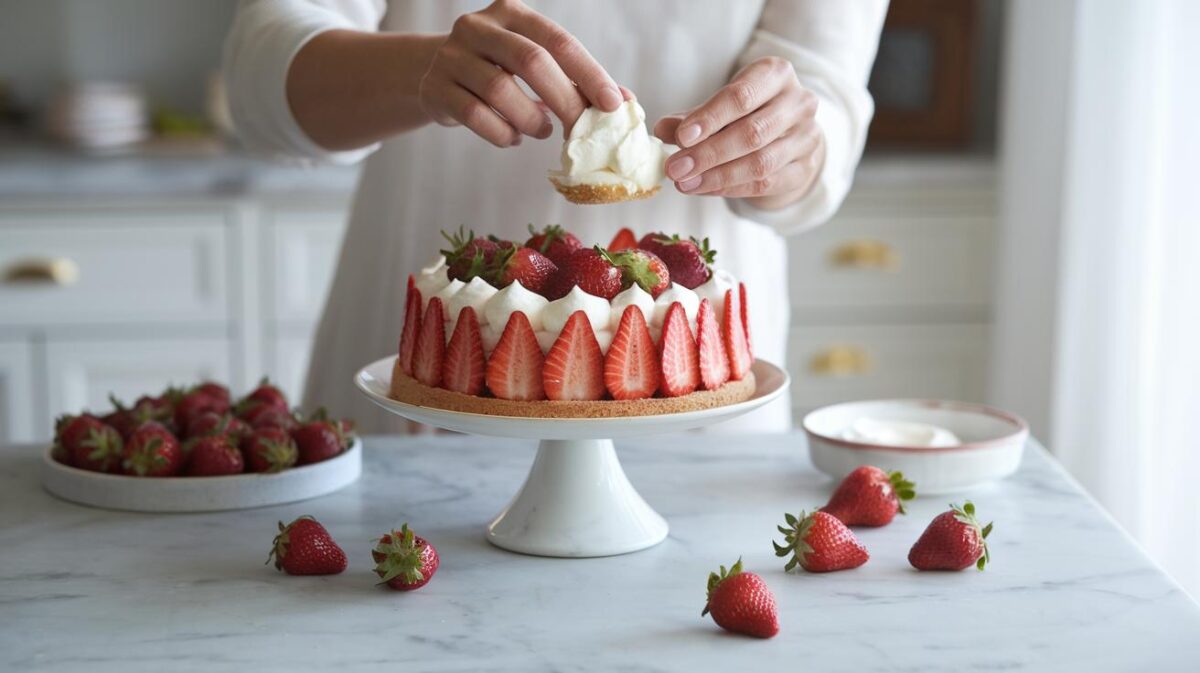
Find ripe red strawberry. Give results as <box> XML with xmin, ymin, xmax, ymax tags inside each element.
<box><xmin>132</xmin><ymin>392</ymin><xmax>177</xmax><ymax>429</ymax></box>
<box><xmin>291</xmin><ymin>412</ymin><xmax>351</xmax><ymax>465</ymax></box>
<box><xmin>723</xmin><ymin>289</ymin><xmax>752</xmax><ymax>380</ymax></box>
<box><xmin>658</xmin><ymin>302</ymin><xmax>700</xmax><ymax>397</ymax></box>
<box><xmin>489</xmin><ymin>247</ymin><xmax>557</xmax><ymax>295</ymax></box>
<box><xmin>193</xmin><ymin>381</ymin><xmax>231</xmax><ymax>407</ymax></box>
<box><xmin>372</xmin><ymin>523</ymin><xmax>440</xmax><ymax>591</ymax></box>
<box><xmin>701</xmin><ymin>558</ymin><xmax>779</xmax><ymax>639</ymax></box>
<box><xmin>236</xmin><ymin>378</ymin><xmax>289</xmax><ymax>420</ymax></box>
<box><xmin>607</xmin><ymin>227</ymin><xmax>638</xmax><ymax>251</ymax></box>
<box><xmin>442</xmin><ymin>306</ymin><xmax>486</xmax><ymax>395</ymax></box>
<box><xmin>774</xmin><ymin>510</ymin><xmax>870</xmax><ymax>572</ymax></box>
<box><xmin>525</xmin><ymin>223</ymin><xmax>582</xmax><ymax>267</ymax></box>
<box><xmin>397</xmin><ymin>285</ymin><xmax>423</xmax><ymax>376</ymax></box>
<box><xmin>242</xmin><ymin>426</ymin><xmax>299</xmax><ymax>473</ymax></box>
<box><xmin>637</xmin><ymin>233</ymin><xmax>715</xmax><ymax>289</ymax></box>
<box><xmin>822</xmin><ymin>466</ymin><xmax>917</xmax><ymax>527</ymax></box>
<box><xmin>184</xmin><ymin>411</ymin><xmax>249</xmax><ymax>442</ymax></box>
<box><xmin>545</xmin><ymin>247</ymin><xmax>623</xmax><ymax>300</ymax></box>
<box><xmin>412</xmin><ymin>297</ymin><xmax>446</xmax><ymax>387</ymax></box>
<box><xmin>441</xmin><ymin>228</ymin><xmax>500</xmax><ymax>282</ymax></box>
<box><xmin>739</xmin><ymin>282</ymin><xmax>753</xmax><ymax>361</ymax></box>
<box><xmin>604</xmin><ymin>305</ymin><xmax>659</xmax><ymax>400</ymax></box>
<box><xmin>250</xmin><ymin>407</ymin><xmax>299</xmax><ymax>432</ymax></box>
<box><xmin>543</xmin><ymin>311</ymin><xmax>605</xmax><ymax>401</ymax></box>
<box><xmin>695</xmin><ymin>298</ymin><xmax>730</xmax><ymax>390</ymax></box>
<box><xmin>174</xmin><ymin>390</ymin><xmax>229</xmax><ymax>431</ymax></box>
<box><xmin>485</xmin><ymin>311</ymin><xmax>546</xmax><ymax>401</ymax></box>
<box><xmin>103</xmin><ymin>395</ymin><xmax>140</xmax><ymax>440</ymax></box>
<box><xmin>909</xmin><ymin>502</ymin><xmax>993</xmax><ymax>571</ymax></box>
<box><xmin>186</xmin><ymin>435</ymin><xmax>244</xmax><ymax>476</ymax></box>
<box><xmin>605</xmin><ymin>248</ymin><xmax>670</xmax><ymax>297</ymax></box>
<box><xmin>58</xmin><ymin>415</ymin><xmax>123</xmax><ymax>473</ymax></box>
<box><xmin>121</xmin><ymin>422</ymin><xmax>183</xmax><ymax>476</ymax></box>
<box><xmin>268</xmin><ymin>516</ymin><xmax>347</xmax><ymax>576</ymax></box>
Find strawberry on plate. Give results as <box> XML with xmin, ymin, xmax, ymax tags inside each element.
<box><xmin>250</xmin><ymin>407</ymin><xmax>299</xmax><ymax>432</ymax></box>
<box><xmin>637</xmin><ymin>233</ymin><xmax>715</xmax><ymax>289</ymax></box>
<box><xmin>909</xmin><ymin>501</ymin><xmax>993</xmax><ymax>571</ymax></box>
<box><xmin>604</xmin><ymin>305</ymin><xmax>659</xmax><ymax>400</ymax></box>
<box><xmin>701</xmin><ymin>558</ymin><xmax>779</xmax><ymax>639</ymax></box>
<box><xmin>543</xmin><ymin>311</ymin><xmax>605</xmax><ymax>401</ymax></box>
<box><xmin>242</xmin><ymin>426</ymin><xmax>299</xmax><ymax>473</ymax></box>
<box><xmin>57</xmin><ymin>414</ymin><xmax>123</xmax><ymax>473</ymax></box>
<box><xmin>441</xmin><ymin>306</ymin><xmax>486</xmax><ymax>395</ymax></box>
<box><xmin>372</xmin><ymin>523</ymin><xmax>440</xmax><ymax>591</ymax></box>
<box><xmin>774</xmin><ymin>510</ymin><xmax>869</xmax><ymax>573</ymax></box>
<box><xmin>441</xmin><ymin>228</ymin><xmax>500</xmax><ymax>282</ymax></box>
<box><xmin>821</xmin><ymin>466</ymin><xmax>916</xmax><ymax>527</ymax></box>
<box><xmin>695</xmin><ymin>298</ymin><xmax>730</xmax><ymax>390</ymax></box>
<box><xmin>268</xmin><ymin>516</ymin><xmax>347</xmax><ymax>576</ymax></box>
<box><xmin>131</xmin><ymin>392</ymin><xmax>178</xmax><ymax>431</ymax></box>
<box><xmin>723</xmin><ymin>288</ymin><xmax>752</xmax><ymax>381</ymax></box>
<box><xmin>525</xmin><ymin>224</ymin><xmax>582</xmax><ymax>268</ymax></box>
<box><xmin>121</xmin><ymin>422</ymin><xmax>184</xmax><ymax>477</ymax></box>
<box><xmin>607</xmin><ymin>227</ymin><xmax>638</xmax><ymax>251</ymax></box>
<box><xmin>658</xmin><ymin>302</ymin><xmax>700</xmax><ymax>397</ymax></box>
<box><xmin>102</xmin><ymin>396</ymin><xmax>140</xmax><ymax>440</ymax></box>
<box><xmin>174</xmin><ymin>389</ymin><xmax>230</xmax><ymax>432</ymax></box>
<box><xmin>486</xmin><ymin>311</ymin><xmax>546</xmax><ymax>401</ymax></box>
<box><xmin>236</xmin><ymin>377</ymin><xmax>289</xmax><ymax>421</ymax></box>
<box><xmin>412</xmin><ymin>297</ymin><xmax>447</xmax><ymax>387</ymax></box>
<box><xmin>398</xmin><ymin>285</ymin><xmax>424</xmax><ymax>376</ymax></box>
<box><xmin>545</xmin><ymin>247</ymin><xmax>623</xmax><ymax>300</ymax></box>
<box><xmin>488</xmin><ymin>246</ymin><xmax>557</xmax><ymax>296</ymax></box>
<box><xmin>291</xmin><ymin>410</ymin><xmax>353</xmax><ymax>466</ymax></box>
<box><xmin>186</xmin><ymin>435</ymin><xmax>244</xmax><ymax>476</ymax></box>
<box><xmin>193</xmin><ymin>381</ymin><xmax>231</xmax><ymax>407</ymax></box>
<box><xmin>604</xmin><ymin>248</ymin><xmax>670</xmax><ymax>298</ymax></box>
<box><xmin>184</xmin><ymin>411</ymin><xmax>250</xmax><ymax>442</ymax></box>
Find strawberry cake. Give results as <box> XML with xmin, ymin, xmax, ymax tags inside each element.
<box><xmin>389</xmin><ymin>225</ymin><xmax>756</xmax><ymax>418</ymax></box>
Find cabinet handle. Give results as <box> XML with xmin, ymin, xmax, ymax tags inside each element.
<box><xmin>830</xmin><ymin>239</ymin><xmax>898</xmax><ymax>270</ymax></box>
<box><xmin>3</xmin><ymin>257</ymin><xmax>80</xmax><ymax>286</ymax></box>
<box><xmin>809</xmin><ymin>344</ymin><xmax>873</xmax><ymax>377</ymax></box>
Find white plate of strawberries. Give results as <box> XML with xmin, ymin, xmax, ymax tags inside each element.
<box><xmin>40</xmin><ymin>379</ymin><xmax>362</xmax><ymax>512</ymax></box>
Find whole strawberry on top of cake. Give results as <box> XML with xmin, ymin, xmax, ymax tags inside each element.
<box><xmin>391</xmin><ymin>226</ymin><xmax>756</xmax><ymax>418</ymax></box>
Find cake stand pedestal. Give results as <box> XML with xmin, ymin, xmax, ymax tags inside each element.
<box><xmin>354</xmin><ymin>358</ymin><xmax>789</xmax><ymax>558</ymax></box>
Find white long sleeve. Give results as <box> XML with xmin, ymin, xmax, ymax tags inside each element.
<box><xmin>222</xmin><ymin>0</ymin><xmax>386</xmax><ymax>165</ymax></box>
<box><xmin>728</xmin><ymin>0</ymin><xmax>888</xmax><ymax>235</ymax></box>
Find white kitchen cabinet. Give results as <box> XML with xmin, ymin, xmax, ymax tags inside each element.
<box><xmin>263</xmin><ymin>333</ymin><xmax>314</xmax><ymax>408</ymax></box>
<box><xmin>44</xmin><ymin>338</ymin><xmax>232</xmax><ymax>424</ymax></box>
<box><xmin>266</xmin><ymin>207</ymin><xmax>347</xmax><ymax>325</ymax></box>
<box><xmin>0</xmin><ymin>341</ymin><xmax>37</xmax><ymax>444</ymax></box>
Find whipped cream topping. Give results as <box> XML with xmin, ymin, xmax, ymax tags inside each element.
<box><xmin>414</xmin><ymin>255</ymin><xmax>451</xmax><ymax>304</ymax></box>
<box><xmin>484</xmin><ymin>280</ymin><xmax>549</xmax><ymax>332</ymax></box>
<box><xmin>694</xmin><ymin>269</ymin><xmax>737</xmax><ymax>317</ymax></box>
<box><xmin>841</xmin><ymin>418</ymin><xmax>962</xmax><ymax>448</ymax></box>
<box><xmin>651</xmin><ymin>283</ymin><xmax>701</xmax><ymax>327</ymax></box>
<box><xmin>431</xmin><ymin>278</ymin><xmax>465</xmax><ymax>312</ymax></box>
<box><xmin>549</xmin><ymin>100</ymin><xmax>671</xmax><ymax>192</ymax></box>
<box><xmin>446</xmin><ymin>276</ymin><xmax>498</xmax><ymax>326</ymax></box>
<box><xmin>542</xmin><ymin>286</ymin><xmax>612</xmax><ymax>335</ymax></box>
<box><xmin>608</xmin><ymin>284</ymin><xmax>655</xmax><ymax>331</ymax></box>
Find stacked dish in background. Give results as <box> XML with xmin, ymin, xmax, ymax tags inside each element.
<box><xmin>44</xmin><ymin>81</ymin><xmax>149</xmax><ymax>152</ymax></box>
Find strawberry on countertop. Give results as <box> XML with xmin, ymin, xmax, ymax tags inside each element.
<box><xmin>702</xmin><ymin>558</ymin><xmax>779</xmax><ymax>639</ymax></box>
<box><xmin>774</xmin><ymin>510</ymin><xmax>870</xmax><ymax>573</ymax></box>
<box><xmin>909</xmin><ymin>501</ymin><xmax>993</xmax><ymax>571</ymax></box>
<box><xmin>372</xmin><ymin>523</ymin><xmax>440</xmax><ymax>591</ymax></box>
<box><xmin>822</xmin><ymin>466</ymin><xmax>916</xmax><ymax>527</ymax></box>
<box><xmin>121</xmin><ymin>421</ymin><xmax>183</xmax><ymax>477</ymax></box>
<box><xmin>268</xmin><ymin>516</ymin><xmax>347</xmax><ymax>576</ymax></box>
<box><xmin>637</xmin><ymin>233</ymin><xmax>715</xmax><ymax>289</ymax></box>
<box><xmin>525</xmin><ymin>223</ymin><xmax>582</xmax><ymax>268</ymax></box>
<box><xmin>186</xmin><ymin>435</ymin><xmax>244</xmax><ymax>476</ymax></box>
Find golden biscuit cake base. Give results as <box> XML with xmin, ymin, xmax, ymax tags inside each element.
<box><xmin>549</xmin><ymin>178</ymin><xmax>660</xmax><ymax>205</ymax></box>
<box><xmin>389</xmin><ymin>359</ymin><xmax>755</xmax><ymax>419</ymax></box>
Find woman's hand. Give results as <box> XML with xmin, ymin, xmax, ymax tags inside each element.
<box><xmin>418</xmin><ymin>0</ymin><xmax>622</xmax><ymax>148</ymax></box>
<box><xmin>654</xmin><ymin>56</ymin><xmax>826</xmax><ymax>210</ymax></box>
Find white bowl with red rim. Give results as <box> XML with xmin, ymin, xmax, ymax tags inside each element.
<box><xmin>802</xmin><ymin>399</ymin><xmax>1028</xmax><ymax>494</ymax></box>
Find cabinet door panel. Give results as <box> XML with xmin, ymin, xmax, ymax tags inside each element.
<box><xmin>264</xmin><ymin>334</ymin><xmax>313</xmax><ymax>409</ymax></box>
<box><xmin>0</xmin><ymin>341</ymin><xmax>37</xmax><ymax>444</ymax></box>
<box><xmin>267</xmin><ymin>209</ymin><xmax>346</xmax><ymax>324</ymax></box>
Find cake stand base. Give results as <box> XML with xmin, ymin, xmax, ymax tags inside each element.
<box><xmin>487</xmin><ymin>439</ymin><xmax>668</xmax><ymax>557</ymax></box>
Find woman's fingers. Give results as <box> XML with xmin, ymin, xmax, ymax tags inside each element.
<box><xmin>653</xmin><ymin>114</ymin><xmax>684</xmax><ymax>144</ymax></box>
<box><xmin>665</xmin><ymin>93</ymin><xmax>804</xmax><ymax>183</ymax></box>
<box><xmin>679</xmin><ymin>126</ymin><xmax>821</xmax><ymax>195</ymax></box>
<box><xmin>469</xmin><ymin>20</ymin><xmax>588</xmax><ymax>130</ymax></box>
<box><xmin>437</xmin><ymin>84</ymin><xmax>522</xmax><ymax>148</ymax></box>
<box><xmin>673</xmin><ymin>57</ymin><xmax>795</xmax><ymax>148</ymax></box>
<box><xmin>453</xmin><ymin>53</ymin><xmax>553</xmax><ymax>138</ymax></box>
<box><xmin>506</xmin><ymin>7</ymin><xmax>623</xmax><ymax>112</ymax></box>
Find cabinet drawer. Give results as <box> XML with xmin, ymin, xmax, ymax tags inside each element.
<box><xmin>787</xmin><ymin>324</ymin><xmax>987</xmax><ymax>413</ymax></box>
<box><xmin>787</xmin><ymin>215</ymin><xmax>992</xmax><ymax>312</ymax></box>
<box><xmin>267</xmin><ymin>208</ymin><xmax>346</xmax><ymax>323</ymax></box>
<box><xmin>0</xmin><ymin>210</ymin><xmax>229</xmax><ymax>326</ymax></box>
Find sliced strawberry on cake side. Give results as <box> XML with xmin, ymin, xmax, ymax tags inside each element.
<box><xmin>412</xmin><ymin>297</ymin><xmax>446</xmax><ymax>387</ymax></box>
<box><xmin>486</xmin><ymin>311</ymin><xmax>546</xmax><ymax>401</ymax></box>
<box><xmin>605</xmin><ymin>305</ymin><xmax>660</xmax><ymax>400</ymax></box>
<box><xmin>398</xmin><ymin>285</ymin><xmax>423</xmax><ymax>376</ymax></box>
<box><xmin>442</xmin><ymin>306</ymin><xmax>486</xmax><ymax>395</ymax></box>
<box><xmin>723</xmin><ymin>289</ymin><xmax>752</xmax><ymax>381</ymax></box>
<box><xmin>659</xmin><ymin>302</ymin><xmax>700</xmax><ymax>397</ymax></box>
<box><xmin>739</xmin><ymin>282</ymin><xmax>753</xmax><ymax>361</ymax></box>
<box><xmin>543</xmin><ymin>311</ymin><xmax>606</xmax><ymax>401</ymax></box>
<box><xmin>696</xmin><ymin>298</ymin><xmax>730</xmax><ymax>390</ymax></box>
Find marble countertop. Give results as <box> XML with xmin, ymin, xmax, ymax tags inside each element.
<box><xmin>2</xmin><ymin>433</ymin><xmax>1198</xmax><ymax>672</ymax></box>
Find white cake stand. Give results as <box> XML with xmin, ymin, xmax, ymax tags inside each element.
<box><xmin>354</xmin><ymin>357</ymin><xmax>789</xmax><ymax>558</ymax></box>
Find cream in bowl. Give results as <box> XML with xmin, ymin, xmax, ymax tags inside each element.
<box><xmin>803</xmin><ymin>399</ymin><xmax>1028</xmax><ymax>494</ymax></box>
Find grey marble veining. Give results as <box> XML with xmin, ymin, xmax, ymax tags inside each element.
<box><xmin>1</xmin><ymin>433</ymin><xmax>1198</xmax><ymax>672</ymax></box>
